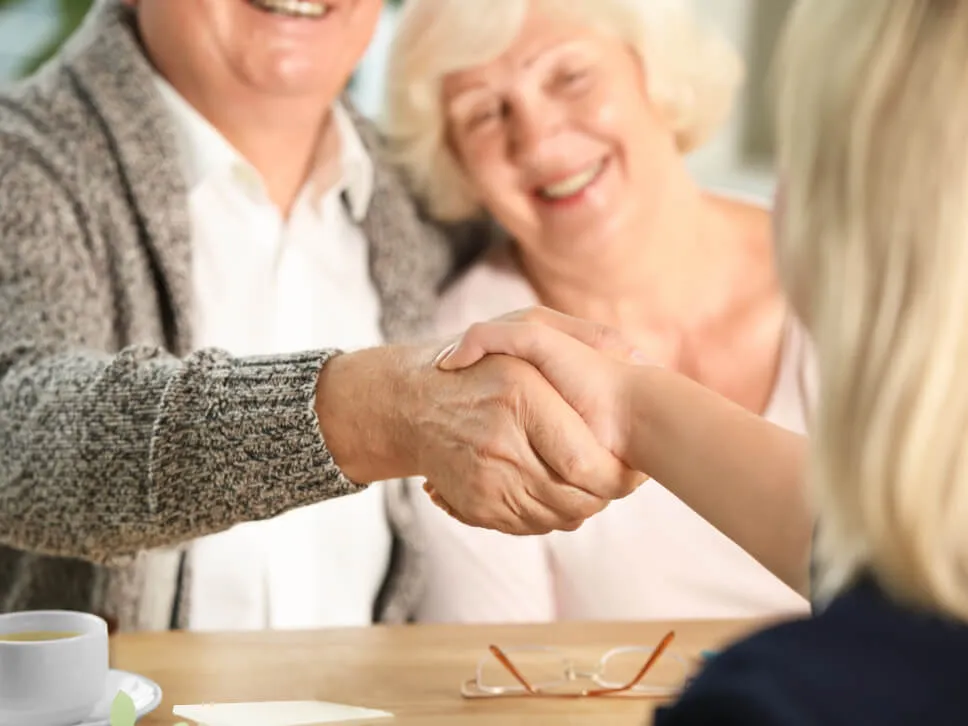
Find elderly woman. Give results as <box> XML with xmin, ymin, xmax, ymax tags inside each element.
<box><xmin>382</xmin><ymin>0</ymin><xmax>811</xmax><ymax>623</ymax></box>
<box><xmin>442</xmin><ymin>2</ymin><xmax>968</xmax><ymax>718</ymax></box>
<box><xmin>454</xmin><ymin>0</ymin><xmax>968</xmax><ymax>720</ymax></box>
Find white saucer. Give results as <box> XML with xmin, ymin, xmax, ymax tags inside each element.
<box><xmin>74</xmin><ymin>669</ymin><xmax>163</xmax><ymax>726</ymax></box>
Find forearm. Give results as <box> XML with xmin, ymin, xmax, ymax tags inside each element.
<box><xmin>625</xmin><ymin>367</ymin><xmax>812</xmax><ymax>596</ymax></box>
<box><xmin>0</xmin><ymin>344</ymin><xmax>361</xmax><ymax>562</ymax></box>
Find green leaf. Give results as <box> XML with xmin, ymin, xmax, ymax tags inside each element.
<box><xmin>109</xmin><ymin>690</ymin><xmax>137</xmax><ymax>726</ymax></box>
<box><xmin>0</xmin><ymin>0</ymin><xmax>95</xmax><ymax>77</ymax></box>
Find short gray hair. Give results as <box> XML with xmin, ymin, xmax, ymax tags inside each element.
<box><xmin>382</xmin><ymin>0</ymin><xmax>744</xmax><ymax>222</ymax></box>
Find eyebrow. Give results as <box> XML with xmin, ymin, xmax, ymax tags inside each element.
<box><xmin>444</xmin><ymin>39</ymin><xmax>593</xmax><ymax>111</ymax></box>
<box><xmin>520</xmin><ymin>38</ymin><xmax>590</xmax><ymax>70</ymax></box>
<box><xmin>446</xmin><ymin>87</ymin><xmax>497</xmax><ymax>118</ymax></box>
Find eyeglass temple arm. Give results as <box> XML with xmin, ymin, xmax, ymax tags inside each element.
<box><xmin>488</xmin><ymin>645</ymin><xmax>541</xmax><ymax>695</ymax></box>
<box><xmin>489</xmin><ymin>631</ymin><xmax>676</xmax><ymax>697</ymax></box>
<box><xmin>587</xmin><ymin>630</ymin><xmax>676</xmax><ymax>696</ymax></box>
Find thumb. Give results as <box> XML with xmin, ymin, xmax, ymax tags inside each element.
<box><xmin>437</xmin><ymin>308</ymin><xmax>647</xmax><ymax>371</ymax></box>
<box><xmin>438</xmin><ymin>319</ymin><xmax>648</xmax><ymax>374</ymax></box>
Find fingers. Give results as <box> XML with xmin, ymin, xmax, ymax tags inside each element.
<box><xmin>436</xmin><ymin>307</ymin><xmax>648</xmax><ymax>372</ymax></box>
<box><xmin>425</xmin><ymin>481</ymin><xmax>586</xmax><ymax>534</ymax></box>
<box><xmin>426</xmin><ymin>481</ymin><xmax>555</xmax><ymax>535</ymax></box>
<box><xmin>437</xmin><ymin>321</ymin><xmax>579</xmax><ymax>371</ymax></box>
<box><xmin>520</xmin><ymin>374</ymin><xmax>640</xmax><ymax>507</ymax></box>
<box><xmin>524</xmin><ymin>306</ymin><xmax>645</xmax><ymax>361</ymax></box>
<box><xmin>425</xmin><ymin>483</ymin><xmax>474</xmax><ymax>527</ymax></box>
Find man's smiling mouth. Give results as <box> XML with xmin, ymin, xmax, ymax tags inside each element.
<box><xmin>246</xmin><ymin>0</ymin><xmax>330</xmax><ymax>19</ymax></box>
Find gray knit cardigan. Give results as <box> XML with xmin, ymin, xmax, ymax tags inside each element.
<box><xmin>0</xmin><ymin>1</ymin><xmax>477</xmax><ymax>631</ymax></box>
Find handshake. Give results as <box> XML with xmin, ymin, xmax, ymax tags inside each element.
<box><xmin>317</xmin><ymin>307</ymin><xmax>657</xmax><ymax>536</ymax></box>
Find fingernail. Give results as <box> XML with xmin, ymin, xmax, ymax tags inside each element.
<box><xmin>433</xmin><ymin>343</ymin><xmax>456</xmax><ymax>368</ymax></box>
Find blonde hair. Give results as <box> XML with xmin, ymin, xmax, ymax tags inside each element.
<box><xmin>382</xmin><ymin>0</ymin><xmax>743</xmax><ymax>221</ymax></box>
<box><xmin>775</xmin><ymin>0</ymin><xmax>968</xmax><ymax>619</ymax></box>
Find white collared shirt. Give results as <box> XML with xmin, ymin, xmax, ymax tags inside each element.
<box><xmin>154</xmin><ymin>78</ymin><xmax>391</xmax><ymax>631</ymax></box>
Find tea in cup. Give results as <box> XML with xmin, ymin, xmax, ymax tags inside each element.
<box><xmin>0</xmin><ymin>610</ymin><xmax>108</xmax><ymax>726</ymax></box>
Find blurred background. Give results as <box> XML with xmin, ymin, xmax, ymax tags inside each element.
<box><xmin>0</xmin><ymin>0</ymin><xmax>791</xmax><ymax>199</ymax></box>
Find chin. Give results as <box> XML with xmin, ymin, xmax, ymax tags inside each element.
<box><xmin>531</xmin><ymin>230</ymin><xmax>608</xmax><ymax>265</ymax></box>
<box><xmin>548</xmin><ymin>217</ymin><xmax>626</xmax><ymax>255</ymax></box>
<box><xmin>243</xmin><ymin>58</ymin><xmax>343</xmax><ymax>97</ymax></box>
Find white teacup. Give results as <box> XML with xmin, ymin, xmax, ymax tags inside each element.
<box><xmin>0</xmin><ymin>610</ymin><xmax>108</xmax><ymax>726</ymax></box>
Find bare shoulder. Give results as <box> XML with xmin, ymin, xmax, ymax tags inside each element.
<box><xmin>706</xmin><ymin>189</ymin><xmax>773</xmax><ymax>246</ymax></box>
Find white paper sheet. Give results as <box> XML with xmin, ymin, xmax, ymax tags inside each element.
<box><xmin>172</xmin><ymin>700</ymin><xmax>394</xmax><ymax>726</ymax></box>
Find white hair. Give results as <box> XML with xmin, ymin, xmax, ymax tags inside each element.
<box><xmin>382</xmin><ymin>0</ymin><xmax>744</xmax><ymax>222</ymax></box>
<box><xmin>775</xmin><ymin>0</ymin><xmax>968</xmax><ymax>619</ymax></box>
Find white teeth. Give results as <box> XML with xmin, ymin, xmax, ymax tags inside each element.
<box><xmin>539</xmin><ymin>161</ymin><xmax>604</xmax><ymax>199</ymax></box>
<box><xmin>249</xmin><ymin>0</ymin><xmax>329</xmax><ymax>18</ymax></box>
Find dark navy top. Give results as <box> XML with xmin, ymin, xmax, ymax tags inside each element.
<box><xmin>653</xmin><ymin>576</ymin><xmax>968</xmax><ymax>725</ymax></box>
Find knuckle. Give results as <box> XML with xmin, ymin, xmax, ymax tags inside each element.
<box><xmin>515</xmin><ymin>306</ymin><xmax>543</xmax><ymax>323</ymax></box>
<box><xmin>471</xmin><ymin>427</ymin><xmax>511</xmax><ymax>467</ymax></box>
<box><xmin>491</xmin><ymin>367</ymin><xmax>528</xmax><ymax>412</ymax></box>
<box><xmin>462</xmin><ymin>321</ymin><xmax>488</xmax><ymax>347</ymax></box>
<box><xmin>512</xmin><ymin>305</ymin><xmax>552</xmax><ymax>326</ymax></box>
<box><xmin>559</xmin><ymin>518</ymin><xmax>586</xmax><ymax>533</ymax></box>
<box><xmin>560</xmin><ymin>450</ymin><xmax>596</xmax><ymax>485</ymax></box>
<box><xmin>532</xmin><ymin>305</ymin><xmax>555</xmax><ymax>320</ymax></box>
<box><xmin>465</xmin><ymin>320</ymin><xmax>488</xmax><ymax>338</ymax></box>
<box><xmin>623</xmin><ymin>471</ymin><xmax>647</xmax><ymax>496</ymax></box>
<box><xmin>592</xmin><ymin>322</ymin><xmax>624</xmax><ymax>349</ymax></box>
<box><xmin>577</xmin><ymin>496</ymin><xmax>606</xmax><ymax>520</ymax></box>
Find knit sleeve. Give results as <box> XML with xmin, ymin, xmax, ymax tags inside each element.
<box><xmin>0</xmin><ymin>147</ymin><xmax>363</xmax><ymax>564</ymax></box>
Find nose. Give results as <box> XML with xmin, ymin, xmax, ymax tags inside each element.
<box><xmin>507</xmin><ymin>97</ymin><xmax>563</xmax><ymax>160</ymax></box>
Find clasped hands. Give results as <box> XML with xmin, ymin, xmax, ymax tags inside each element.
<box><xmin>318</xmin><ymin>307</ymin><xmax>653</xmax><ymax>536</ymax></box>
<box><xmin>423</xmin><ymin>307</ymin><xmax>650</xmax><ymax>535</ymax></box>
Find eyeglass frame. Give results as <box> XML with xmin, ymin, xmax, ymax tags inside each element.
<box><xmin>460</xmin><ymin>630</ymin><xmax>686</xmax><ymax>699</ymax></box>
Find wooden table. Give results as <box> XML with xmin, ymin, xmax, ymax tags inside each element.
<box><xmin>114</xmin><ymin>619</ymin><xmax>765</xmax><ymax>725</ymax></box>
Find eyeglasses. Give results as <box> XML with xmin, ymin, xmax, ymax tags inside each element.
<box><xmin>461</xmin><ymin>630</ymin><xmax>688</xmax><ymax>699</ymax></box>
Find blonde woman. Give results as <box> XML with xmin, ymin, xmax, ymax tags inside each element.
<box><xmin>442</xmin><ymin>1</ymin><xmax>968</xmax><ymax>721</ymax></box>
<box><xmin>383</xmin><ymin>0</ymin><xmax>811</xmax><ymax>622</ymax></box>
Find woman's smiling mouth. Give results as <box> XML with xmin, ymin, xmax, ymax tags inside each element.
<box><xmin>535</xmin><ymin>159</ymin><xmax>608</xmax><ymax>202</ymax></box>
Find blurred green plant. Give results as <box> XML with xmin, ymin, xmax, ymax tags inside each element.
<box><xmin>0</xmin><ymin>0</ymin><xmax>94</xmax><ymax>76</ymax></box>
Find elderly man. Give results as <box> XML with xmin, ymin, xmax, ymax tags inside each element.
<box><xmin>0</xmin><ymin>0</ymin><xmax>641</xmax><ymax>632</ymax></box>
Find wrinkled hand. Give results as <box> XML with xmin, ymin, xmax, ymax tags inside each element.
<box><xmin>423</xmin><ymin>307</ymin><xmax>653</xmax><ymax>523</ymax></box>
<box><xmin>436</xmin><ymin>306</ymin><xmax>651</xmax><ymax>463</ymax></box>
<box><xmin>411</xmin><ymin>342</ymin><xmax>648</xmax><ymax>534</ymax></box>
<box><xmin>318</xmin><ymin>337</ymin><xmax>643</xmax><ymax>535</ymax></box>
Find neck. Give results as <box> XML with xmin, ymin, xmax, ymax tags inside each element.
<box><xmin>210</xmin><ymin>94</ymin><xmax>335</xmax><ymax>217</ymax></box>
<box><xmin>520</xmin><ymin>176</ymin><xmax>763</xmax><ymax>342</ymax></box>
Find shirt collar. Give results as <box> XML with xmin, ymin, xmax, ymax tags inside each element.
<box><xmin>153</xmin><ymin>76</ymin><xmax>374</xmax><ymax>221</ymax></box>
<box><xmin>321</xmin><ymin>102</ymin><xmax>374</xmax><ymax>222</ymax></box>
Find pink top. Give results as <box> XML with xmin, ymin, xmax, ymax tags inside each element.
<box><xmin>411</xmin><ymin>244</ymin><xmax>812</xmax><ymax>623</ymax></box>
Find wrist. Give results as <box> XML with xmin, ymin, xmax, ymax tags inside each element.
<box><xmin>314</xmin><ymin>347</ymin><xmax>418</xmax><ymax>483</ymax></box>
<box><xmin>620</xmin><ymin>364</ymin><xmax>668</xmax><ymax>472</ymax></box>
